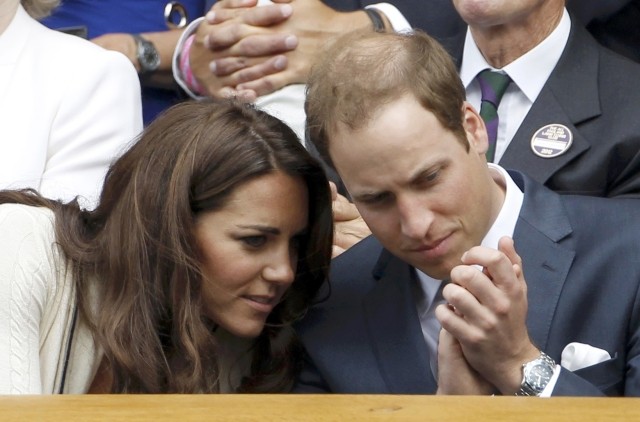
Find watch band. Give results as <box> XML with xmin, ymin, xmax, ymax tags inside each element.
<box><xmin>133</xmin><ymin>34</ymin><xmax>160</xmax><ymax>74</ymax></box>
<box><xmin>516</xmin><ymin>351</ymin><xmax>556</xmax><ymax>396</ymax></box>
<box><xmin>364</xmin><ymin>8</ymin><xmax>386</xmax><ymax>33</ymax></box>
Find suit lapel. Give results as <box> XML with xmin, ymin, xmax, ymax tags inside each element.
<box><xmin>500</xmin><ymin>22</ymin><xmax>602</xmax><ymax>185</ymax></box>
<box><xmin>500</xmin><ymin>90</ymin><xmax>590</xmax><ymax>184</ymax></box>
<box><xmin>511</xmin><ymin>173</ymin><xmax>576</xmax><ymax>350</ymax></box>
<box><xmin>363</xmin><ymin>250</ymin><xmax>437</xmax><ymax>393</ymax></box>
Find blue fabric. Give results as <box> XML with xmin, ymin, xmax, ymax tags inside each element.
<box><xmin>42</xmin><ymin>0</ymin><xmax>208</xmax><ymax>125</ymax></box>
<box><xmin>42</xmin><ymin>0</ymin><xmax>207</xmax><ymax>38</ymax></box>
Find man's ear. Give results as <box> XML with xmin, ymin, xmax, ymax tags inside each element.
<box><xmin>462</xmin><ymin>102</ymin><xmax>489</xmax><ymax>155</ymax></box>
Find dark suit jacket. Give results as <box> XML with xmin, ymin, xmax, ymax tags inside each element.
<box><xmin>439</xmin><ymin>19</ymin><xmax>640</xmax><ymax>197</ymax></box>
<box><xmin>567</xmin><ymin>0</ymin><xmax>632</xmax><ymax>23</ymax></box>
<box><xmin>585</xmin><ymin>0</ymin><xmax>640</xmax><ymax>64</ymax></box>
<box><xmin>295</xmin><ymin>171</ymin><xmax>640</xmax><ymax>396</ymax></box>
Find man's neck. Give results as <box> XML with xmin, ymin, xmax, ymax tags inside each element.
<box><xmin>469</xmin><ymin>5</ymin><xmax>565</xmax><ymax>69</ymax></box>
<box><xmin>0</xmin><ymin>1</ymin><xmax>19</xmax><ymax>36</ymax></box>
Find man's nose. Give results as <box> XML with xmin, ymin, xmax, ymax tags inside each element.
<box><xmin>397</xmin><ymin>195</ymin><xmax>434</xmax><ymax>241</ymax></box>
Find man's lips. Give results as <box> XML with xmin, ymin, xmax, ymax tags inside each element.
<box><xmin>406</xmin><ymin>233</ymin><xmax>451</xmax><ymax>253</ymax></box>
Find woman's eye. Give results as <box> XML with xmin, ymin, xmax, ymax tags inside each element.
<box><xmin>241</xmin><ymin>236</ymin><xmax>267</xmax><ymax>248</ymax></box>
<box><xmin>290</xmin><ymin>234</ymin><xmax>305</xmax><ymax>252</ymax></box>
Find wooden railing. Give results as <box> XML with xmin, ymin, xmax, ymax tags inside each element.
<box><xmin>1</xmin><ymin>394</ymin><xmax>639</xmax><ymax>421</ymax></box>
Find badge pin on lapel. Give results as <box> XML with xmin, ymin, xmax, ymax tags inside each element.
<box><xmin>530</xmin><ymin>124</ymin><xmax>573</xmax><ymax>158</ymax></box>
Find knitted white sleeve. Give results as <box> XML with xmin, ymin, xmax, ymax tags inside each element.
<box><xmin>0</xmin><ymin>204</ymin><xmax>57</xmax><ymax>394</ymax></box>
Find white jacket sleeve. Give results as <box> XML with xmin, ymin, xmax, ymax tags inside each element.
<box><xmin>43</xmin><ymin>46</ymin><xmax>143</xmax><ymax>209</ymax></box>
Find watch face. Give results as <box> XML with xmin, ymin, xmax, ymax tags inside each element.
<box><xmin>137</xmin><ymin>37</ymin><xmax>160</xmax><ymax>72</ymax></box>
<box><xmin>525</xmin><ymin>362</ymin><xmax>554</xmax><ymax>390</ymax></box>
<box><xmin>143</xmin><ymin>47</ymin><xmax>159</xmax><ymax>66</ymax></box>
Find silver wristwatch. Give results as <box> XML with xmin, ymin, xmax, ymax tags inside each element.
<box><xmin>516</xmin><ymin>351</ymin><xmax>556</xmax><ymax>396</ymax></box>
<box><xmin>133</xmin><ymin>34</ymin><xmax>160</xmax><ymax>74</ymax></box>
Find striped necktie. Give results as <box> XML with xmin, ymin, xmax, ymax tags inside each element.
<box><xmin>476</xmin><ymin>70</ymin><xmax>511</xmax><ymax>162</ymax></box>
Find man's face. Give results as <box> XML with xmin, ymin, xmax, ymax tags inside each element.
<box><xmin>330</xmin><ymin>94</ymin><xmax>503</xmax><ymax>280</ymax></box>
<box><xmin>452</xmin><ymin>0</ymin><xmax>557</xmax><ymax>28</ymax></box>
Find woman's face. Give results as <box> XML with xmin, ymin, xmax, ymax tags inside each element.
<box><xmin>195</xmin><ymin>171</ymin><xmax>309</xmax><ymax>338</ymax></box>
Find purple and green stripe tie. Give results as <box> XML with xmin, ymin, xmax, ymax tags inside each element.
<box><xmin>476</xmin><ymin>70</ymin><xmax>511</xmax><ymax>162</ymax></box>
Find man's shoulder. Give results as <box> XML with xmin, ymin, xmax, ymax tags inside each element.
<box><xmin>331</xmin><ymin>234</ymin><xmax>387</xmax><ymax>279</ymax></box>
<box><xmin>521</xmin><ymin>175</ymin><xmax>640</xmax><ymax>235</ymax></box>
<box><xmin>332</xmin><ymin>235</ymin><xmax>384</xmax><ymax>272</ymax></box>
<box><xmin>310</xmin><ymin>236</ymin><xmax>384</xmax><ymax>308</ymax></box>
<box><xmin>561</xmin><ymin>192</ymin><xmax>640</xmax><ymax>220</ymax></box>
<box><xmin>559</xmin><ymin>20</ymin><xmax>640</xmax><ymax>88</ymax></box>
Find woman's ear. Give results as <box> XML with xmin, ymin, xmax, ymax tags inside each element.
<box><xmin>462</xmin><ymin>102</ymin><xmax>489</xmax><ymax>155</ymax></box>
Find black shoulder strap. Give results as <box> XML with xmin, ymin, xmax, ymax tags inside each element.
<box><xmin>58</xmin><ymin>306</ymin><xmax>78</xmax><ymax>394</ymax></box>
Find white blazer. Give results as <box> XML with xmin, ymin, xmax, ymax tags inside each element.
<box><xmin>0</xmin><ymin>5</ymin><xmax>143</xmax><ymax>208</ymax></box>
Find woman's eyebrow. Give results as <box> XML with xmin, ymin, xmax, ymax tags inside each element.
<box><xmin>236</xmin><ymin>224</ymin><xmax>280</xmax><ymax>235</ymax></box>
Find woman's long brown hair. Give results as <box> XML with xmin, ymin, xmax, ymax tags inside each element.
<box><xmin>0</xmin><ymin>100</ymin><xmax>333</xmax><ymax>393</ymax></box>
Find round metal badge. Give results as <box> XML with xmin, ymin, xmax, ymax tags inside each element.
<box><xmin>530</xmin><ymin>124</ymin><xmax>573</xmax><ymax>158</ymax></box>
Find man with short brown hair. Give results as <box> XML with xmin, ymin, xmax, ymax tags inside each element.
<box><xmin>295</xmin><ymin>29</ymin><xmax>640</xmax><ymax>397</ymax></box>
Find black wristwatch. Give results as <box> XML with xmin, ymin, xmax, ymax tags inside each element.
<box><xmin>516</xmin><ymin>351</ymin><xmax>556</xmax><ymax>396</ymax></box>
<box><xmin>132</xmin><ymin>34</ymin><xmax>160</xmax><ymax>74</ymax></box>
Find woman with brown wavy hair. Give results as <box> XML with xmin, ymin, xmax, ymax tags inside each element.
<box><xmin>0</xmin><ymin>100</ymin><xmax>333</xmax><ymax>394</ymax></box>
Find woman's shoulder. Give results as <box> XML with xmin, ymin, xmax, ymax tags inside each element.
<box><xmin>0</xmin><ymin>203</ymin><xmax>70</xmax><ymax>317</ymax></box>
<box><xmin>30</xmin><ymin>21</ymin><xmax>138</xmax><ymax>83</ymax></box>
<box><xmin>0</xmin><ymin>203</ymin><xmax>54</xmax><ymax>224</ymax></box>
<box><xmin>0</xmin><ymin>204</ymin><xmax>57</xmax><ymax>254</ymax></box>
<box><xmin>0</xmin><ymin>203</ymin><xmax>77</xmax><ymax>394</ymax></box>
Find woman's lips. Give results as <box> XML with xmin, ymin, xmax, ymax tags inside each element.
<box><xmin>242</xmin><ymin>295</ymin><xmax>277</xmax><ymax>313</ymax></box>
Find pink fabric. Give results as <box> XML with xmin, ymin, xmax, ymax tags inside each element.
<box><xmin>179</xmin><ymin>34</ymin><xmax>205</xmax><ymax>96</ymax></box>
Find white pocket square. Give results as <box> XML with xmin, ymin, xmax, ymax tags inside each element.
<box><xmin>560</xmin><ymin>342</ymin><xmax>611</xmax><ymax>372</ymax></box>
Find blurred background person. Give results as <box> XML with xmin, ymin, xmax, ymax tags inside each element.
<box><xmin>1</xmin><ymin>0</ymin><xmax>142</xmax><ymax>208</ymax></box>
<box><xmin>42</xmin><ymin>0</ymin><xmax>208</xmax><ymax>125</ymax></box>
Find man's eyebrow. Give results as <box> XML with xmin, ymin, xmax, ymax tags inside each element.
<box><xmin>409</xmin><ymin>167</ymin><xmax>437</xmax><ymax>183</ymax></box>
<box><xmin>409</xmin><ymin>160</ymin><xmax>445</xmax><ymax>181</ymax></box>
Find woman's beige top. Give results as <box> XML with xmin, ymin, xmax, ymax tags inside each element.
<box><xmin>0</xmin><ymin>204</ymin><xmax>99</xmax><ymax>394</ymax></box>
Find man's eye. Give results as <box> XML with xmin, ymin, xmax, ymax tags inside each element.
<box><xmin>415</xmin><ymin>169</ymin><xmax>441</xmax><ymax>188</ymax></box>
<box><xmin>241</xmin><ymin>236</ymin><xmax>267</xmax><ymax>248</ymax></box>
<box><xmin>360</xmin><ymin>192</ymin><xmax>391</xmax><ymax>206</ymax></box>
<box><xmin>425</xmin><ymin>170</ymin><xmax>440</xmax><ymax>182</ymax></box>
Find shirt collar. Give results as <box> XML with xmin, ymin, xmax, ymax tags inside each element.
<box><xmin>482</xmin><ymin>163</ymin><xmax>524</xmax><ymax>250</ymax></box>
<box><xmin>460</xmin><ymin>8</ymin><xmax>571</xmax><ymax>103</ymax></box>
